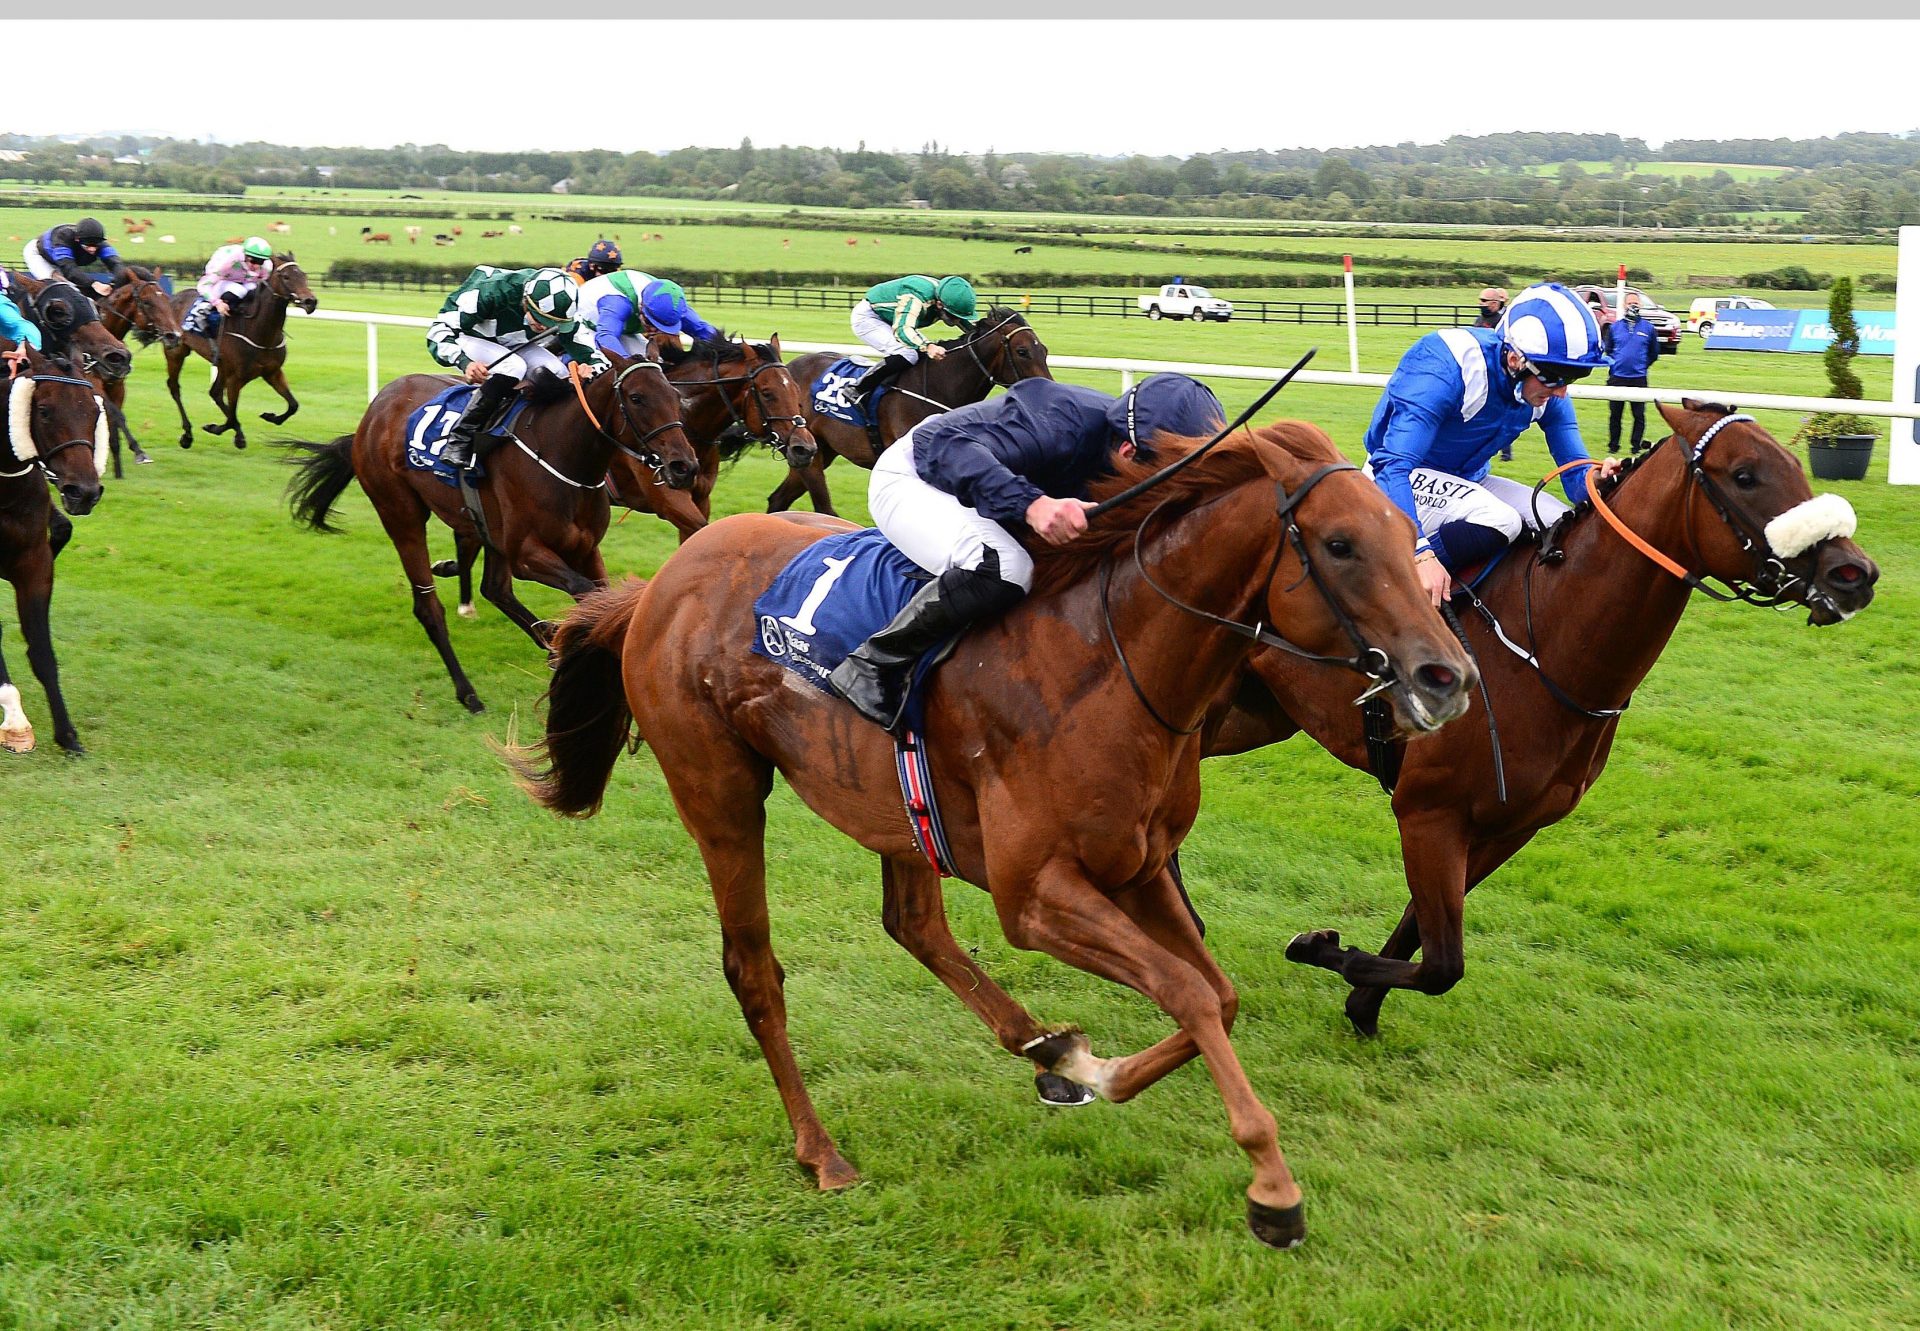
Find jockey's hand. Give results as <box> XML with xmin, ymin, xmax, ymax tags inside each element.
<box><xmin>91</xmin><ymin>281</ymin><xmax>113</xmax><ymax>297</ymax></box>
<box><xmin>1594</xmin><ymin>455</ymin><xmax>1624</xmax><ymax>484</ymax></box>
<box><xmin>464</xmin><ymin>361</ymin><xmax>491</xmax><ymax>385</ymax></box>
<box><xmin>1026</xmin><ymin>494</ymin><xmax>1092</xmax><ymax>545</ymax></box>
<box><xmin>1416</xmin><ymin>550</ymin><xmax>1452</xmax><ymax>608</ymax></box>
<box><xmin>925</xmin><ymin>345</ymin><xmax>947</xmax><ymax>361</ymax></box>
<box><xmin>3</xmin><ymin>346</ymin><xmax>28</xmax><ymax>378</ymax></box>
<box><xmin>214</xmin><ymin>299</ymin><xmax>230</xmax><ymax>316</ymax></box>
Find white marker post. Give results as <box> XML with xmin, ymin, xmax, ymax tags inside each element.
<box><xmin>1343</xmin><ymin>254</ymin><xmax>1359</xmax><ymax>374</ymax></box>
<box><xmin>1893</xmin><ymin>225</ymin><xmax>1920</xmax><ymax>484</ymax></box>
<box><xmin>1615</xmin><ymin>262</ymin><xmax>1628</xmax><ymax>324</ymax></box>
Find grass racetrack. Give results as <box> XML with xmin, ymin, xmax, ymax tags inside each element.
<box><xmin>2</xmin><ymin>265</ymin><xmax>1917</xmax><ymax>1329</ymax></box>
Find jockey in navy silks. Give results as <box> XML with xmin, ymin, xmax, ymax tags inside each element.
<box><xmin>827</xmin><ymin>373</ymin><xmax>1225</xmax><ymax>732</ymax></box>
<box><xmin>1363</xmin><ymin>282</ymin><xmax>1621</xmax><ymax>607</ymax></box>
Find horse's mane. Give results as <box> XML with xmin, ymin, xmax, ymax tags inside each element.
<box><xmin>1029</xmin><ymin>418</ymin><xmax>1344</xmax><ymax>596</ymax></box>
<box><xmin>660</xmin><ymin>330</ymin><xmax>778</xmax><ymax>368</ymax></box>
<box><xmin>930</xmin><ymin>306</ymin><xmax>1028</xmax><ymax>351</ymax></box>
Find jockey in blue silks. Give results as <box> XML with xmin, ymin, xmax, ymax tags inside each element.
<box><xmin>1363</xmin><ymin>281</ymin><xmax>1621</xmax><ymax>606</ymax></box>
<box><xmin>828</xmin><ymin>373</ymin><xmax>1226</xmax><ymax>732</ymax></box>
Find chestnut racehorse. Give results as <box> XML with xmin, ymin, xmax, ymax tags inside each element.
<box><xmin>511</xmin><ymin>422</ymin><xmax>1477</xmax><ymax>1248</ymax></box>
<box><xmin>0</xmin><ymin>345</ymin><xmax>108</xmax><ymax>754</ymax></box>
<box><xmin>284</xmin><ymin>349</ymin><xmax>698</xmax><ymax>713</ymax></box>
<box><xmin>765</xmin><ymin>307</ymin><xmax>1051</xmax><ymax>515</ymax></box>
<box><xmin>164</xmin><ymin>254</ymin><xmax>318</xmax><ymax>450</ymax></box>
<box><xmin>1203</xmin><ymin>403</ymin><xmax>1880</xmax><ymax>1036</ymax></box>
<box><xmin>92</xmin><ymin>267</ymin><xmax>184</xmax><ymax>474</ymax></box>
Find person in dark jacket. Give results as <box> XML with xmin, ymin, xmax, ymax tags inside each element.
<box><xmin>22</xmin><ymin>218</ymin><xmax>127</xmax><ymax>295</ymax></box>
<box><xmin>1602</xmin><ymin>295</ymin><xmax>1662</xmax><ymax>453</ymax></box>
<box><xmin>1474</xmin><ymin>286</ymin><xmax>1508</xmax><ymax>329</ymax></box>
<box><xmin>827</xmin><ymin>373</ymin><xmax>1226</xmax><ymax>731</ymax></box>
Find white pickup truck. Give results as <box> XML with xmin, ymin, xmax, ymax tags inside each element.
<box><xmin>1139</xmin><ymin>282</ymin><xmax>1233</xmax><ymax>323</ymax></box>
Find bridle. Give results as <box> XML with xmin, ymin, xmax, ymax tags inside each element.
<box><xmin>569</xmin><ymin>357</ymin><xmax>690</xmax><ymax>484</ymax></box>
<box><xmin>23</xmin><ymin>281</ymin><xmax>111</xmax><ymax>375</ymax></box>
<box><xmin>958</xmin><ymin>311</ymin><xmax>1043</xmax><ymax>388</ymax></box>
<box><xmin>1101</xmin><ymin>461</ymin><xmax>1395</xmax><ymax>734</ymax></box>
<box><xmin>3</xmin><ymin>371</ymin><xmax>105</xmax><ymax>481</ymax></box>
<box><xmin>677</xmin><ymin>349</ymin><xmax>809</xmax><ymax>459</ymax></box>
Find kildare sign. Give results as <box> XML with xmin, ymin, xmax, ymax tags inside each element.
<box><xmin>1704</xmin><ymin>308</ymin><xmax>1898</xmax><ymax>355</ymax></box>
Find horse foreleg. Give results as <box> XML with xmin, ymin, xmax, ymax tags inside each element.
<box><xmin>0</xmin><ymin>623</ymin><xmax>32</xmax><ymax>753</ymax></box>
<box><xmin>259</xmin><ymin>365</ymin><xmax>299</xmax><ymax>425</ymax></box>
<box><xmin>12</xmin><ymin>552</ymin><xmax>81</xmax><ymax>753</ymax></box>
<box><xmin>105</xmin><ymin>381</ymin><xmax>147</xmax><ymax>470</ymax></box>
<box><xmin>48</xmin><ymin>510</ymin><xmax>74</xmax><ymax>560</ymax></box>
<box><xmin>999</xmin><ymin>860</ymin><xmax>1303</xmax><ymax>1245</ymax></box>
<box><xmin>667</xmin><ymin>730</ymin><xmax>858</xmax><ymax>1190</ymax></box>
<box><xmin>455</xmin><ymin>533</ymin><xmax>481</xmax><ymax>619</ymax></box>
<box><xmin>1341</xmin><ymin>830</ymin><xmax>1532</xmax><ymax>1037</ymax></box>
<box><xmin>166</xmin><ymin>351</ymin><xmax>195</xmax><ymax>447</ymax></box>
<box><xmin>211</xmin><ymin>370</ymin><xmax>247</xmax><ymax>449</ymax></box>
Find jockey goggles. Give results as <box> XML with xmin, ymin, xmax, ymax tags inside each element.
<box><xmin>1513</xmin><ymin>354</ymin><xmax>1597</xmax><ymax>389</ymax></box>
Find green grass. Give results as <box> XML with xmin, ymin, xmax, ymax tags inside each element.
<box><xmin>1521</xmin><ymin>161</ymin><xmax>1796</xmax><ymax>181</ymax></box>
<box><xmin>2</xmin><ymin>203</ymin><xmax>1918</xmax><ymax>1329</ymax></box>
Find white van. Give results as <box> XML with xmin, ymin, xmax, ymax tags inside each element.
<box><xmin>1688</xmin><ymin>297</ymin><xmax>1774</xmax><ymax>336</ymax></box>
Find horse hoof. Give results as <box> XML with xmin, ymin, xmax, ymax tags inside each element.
<box><xmin>1021</xmin><ymin>1028</ymin><xmax>1087</xmax><ymax>1071</ymax></box>
<box><xmin>1035</xmin><ymin>1072</ymin><xmax>1096</xmax><ymax>1107</ymax></box>
<box><xmin>532</xmin><ymin>619</ymin><xmax>558</xmax><ymax>647</ymax></box>
<box><xmin>462</xmin><ymin>695</ymin><xmax>486</xmax><ymax>715</ymax></box>
<box><xmin>1</xmin><ymin>725</ymin><xmax>34</xmax><ymax>754</ymax></box>
<box><xmin>136</xmin><ymin>455</ymin><xmax>153</xmax><ymax>465</ymax></box>
<box><xmin>430</xmin><ymin>559</ymin><xmax>458</xmax><ymax>578</ymax></box>
<box><xmin>457</xmin><ymin>604</ymin><xmax>476</xmax><ymax>619</ymax></box>
<box><xmin>1247</xmin><ymin>1197</ymin><xmax>1306</xmax><ymax>1250</ymax></box>
<box><xmin>1344</xmin><ymin>991</ymin><xmax>1383</xmax><ymax>1039</ymax></box>
<box><xmin>179</xmin><ymin>439</ymin><xmax>193</xmax><ymax>449</ymax></box>
<box><xmin>1285</xmin><ymin>929</ymin><xmax>1338</xmax><ymax>964</ymax></box>
<box><xmin>810</xmin><ymin>1154</ymin><xmax>861</xmax><ymax>1191</ymax></box>
<box><xmin>56</xmin><ymin>737</ymin><xmax>86</xmax><ymax>758</ymax></box>
<box><xmin>234</xmin><ymin>440</ymin><xmax>247</xmax><ymax>451</ymax></box>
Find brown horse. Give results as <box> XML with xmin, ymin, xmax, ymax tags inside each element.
<box><xmin>8</xmin><ymin>275</ymin><xmax>133</xmax><ymax>381</ymax></box>
<box><xmin>91</xmin><ymin>267</ymin><xmax>184</xmax><ymax>474</ymax></box>
<box><xmin>285</xmin><ymin>350</ymin><xmax>698</xmax><ymax>713</ymax></box>
<box><xmin>510</xmin><ymin>422</ymin><xmax>1478</xmax><ymax>1247</ymax></box>
<box><xmin>0</xmin><ymin>345</ymin><xmax>108</xmax><ymax>754</ymax></box>
<box><xmin>767</xmin><ymin>308</ymin><xmax>1052</xmax><ymax>515</ymax></box>
<box><xmin>164</xmin><ymin>254</ymin><xmax>318</xmax><ymax>450</ymax></box>
<box><xmin>1202</xmin><ymin>403</ymin><xmax>1880</xmax><ymax>1036</ymax></box>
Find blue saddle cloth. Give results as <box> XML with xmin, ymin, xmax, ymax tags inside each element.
<box><xmin>809</xmin><ymin>356</ymin><xmax>888</xmax><ymax>427</ymax></box>
<box><xmin>751</xmin><ymin>529</ymin><xmax>936</xmax><ymax>695</ymax></box>
<box><xmin>402</xmin><ymin>382</ymin><xmax>530</xmax><ymax>488</ymax></box>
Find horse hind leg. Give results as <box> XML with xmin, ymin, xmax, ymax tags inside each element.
<box><xmin>371</xmin><ymin>490</ymin><xmax>484</xmax><ymax>712</ymax></box>
<box><xmin>429</xmin><ymin>531</ymin><xmax>482</xmax><ymax>619</ymax></box>
<box><xmin>668</xmin><ymin>734</ymin><xmax>859</xmax><ymax>1190</ymax></box>
<box><xmin>259</xmin><ymin>365</ymin><xmax>299</xmax><ymax>426</ymax></box>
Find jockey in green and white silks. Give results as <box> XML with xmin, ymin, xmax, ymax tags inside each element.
<box><xmin>573</xmin><ymin>270</ymin><xmax>720</xmax><ymax>366</ymax></box>
<box><xmin>850</xmin><ymin>274</ymin><xmax>981</xmax><ymax>401</ymax></box>
<box><xmin>426</xmin><ymin>266</ymin><xmax>594</xmax><ymax>469</ymax></box>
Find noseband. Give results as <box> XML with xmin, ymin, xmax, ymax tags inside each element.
<box><xmin>3</xmin><ymin>372</ymin><xmax>105</xmax><ymax>481</ymax></box>
<box><xmin>1102</xmin><ymin>461</ymin><xmax>1394</xmax><ymax>734</ymax></box>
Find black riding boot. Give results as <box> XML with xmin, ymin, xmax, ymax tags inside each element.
<box><xmin>852</xmin><ymin>354</ymin><xmax>911</xmax><ymax>408</ymax></box>
<box><xmin>828</xmin><ymin>557</ymin><xmax>1026</xmax><ymax>733</ymax></box>
<box><xmin>442</xmin><ymin>373</ymin><xmax>516</xmax><ymax>472</ymax></box>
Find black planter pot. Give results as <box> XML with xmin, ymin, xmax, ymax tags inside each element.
<box><xmin>1807</xmin><ymin>434</ymin><xmax>1876</xmax><ymax>481</ymax></box>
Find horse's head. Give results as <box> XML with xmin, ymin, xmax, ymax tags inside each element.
<box><xmin>118</xmin><ymin>267</ymin><xmax>182</xmax><ymax>349</ymax></box>
<box><xmin>964</xmin><ymin>308</ymin><xmax>1051</xmax><ymax>386</ymax></box>
<box><xmin>30</xmin><ymin>282</ymin><xmax>131</xmax><ymax>380</ymax></box>
<box><xmin>7</xmin><ymin>346</ymin><xmax>106</xmax><ymax>515</ymax></box>
<box><xmin>700</xmin><ymin>333</ymin><xmax>817</xmax><ymax>470</ymax></box>
<box><xmin>269</xmin><ymin>255</ymin><xmax>319</xmax><ymax>314</ymax></box>
<box><xmin>1653</xmin><ymin>402</ymin><xmax>1878</xmax><ymax>625</ymax></box>
<box><xmin>1250</xmin><ymin>424</ymin><xmax>1476</xmax><ymax>734</ymax></box>
<box><xmin>593</xmin><ymin>350</ymin><xmax>698</xmax><ymax>491</ymax></box>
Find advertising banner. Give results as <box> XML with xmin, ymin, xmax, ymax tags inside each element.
<box><xmin>1703</xmin><ymin>308</ymin><xmax>1897</xmax><ymax>355</ymax></box>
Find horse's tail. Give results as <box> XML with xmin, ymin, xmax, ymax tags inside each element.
<box><xmin>284</xmin><ymin>435</ymin><xmax>357</xmax><ymax>533</ymax></box>
<box><xmin>504</xmin><ymin>577</ymin><xmax>647</xmax><ymax>818</ymax></box>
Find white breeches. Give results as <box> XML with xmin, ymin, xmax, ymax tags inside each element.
<box><xmin>870</xmin><ymin>423</ymin><xmax>1035</xmax><ymax>590</ymax></box>
<box><xmin>1391</xmin><ymin>467</ymin><xmax>1571</xmax><ymax>541</ymax></box>
<box><xmin>456</xmin><ymin>334</ymin><xmax>565</xmax><ymax>381</ymax></box>
<box><xmin>851</xmin><ymin>301</ymin><xmax>919</xmax><ymax>362</ymax></box>
<box><xmin>202</xmin><ymin>279</ymin><xmax>259</xmax><ymax>305</ymax></box>
<box><xmin>22</xmin><ymin>245</ymin><xmax>58</xmax><ymax>280</ymax></box>
<box><xmin>587</xmin><ymin>331</ymin><xmax>652</xmax><ymax>359</ymax></box>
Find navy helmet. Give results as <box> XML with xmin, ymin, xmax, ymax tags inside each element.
<box><xmin>1105</xmin><ymin>373</ymin><xmax>1226</xmax><ymax>455</ymax></box>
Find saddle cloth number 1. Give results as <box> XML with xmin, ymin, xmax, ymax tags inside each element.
<box><xmin>780</xmin><ymin>555</ymin><xmax>855</xmax><ymax>637</ymax></box>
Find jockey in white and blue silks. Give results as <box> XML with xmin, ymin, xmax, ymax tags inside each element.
<box><xmin>828</xmin><ymin>373</ymin><xmax>1225</xmax><ymax>732</ymax></box>
<box><xmin>1364</xmin><ymin>281</ymin><xmax>1621</xmax><ymax>606</ymax></box>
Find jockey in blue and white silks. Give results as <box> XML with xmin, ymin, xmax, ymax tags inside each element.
<box><xmin>1363</xmin><ymin>281</ymin><xmax>1620</xmax><ymax>606</ymax></box>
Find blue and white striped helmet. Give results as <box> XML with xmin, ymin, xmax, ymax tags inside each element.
<box><xmin>1497</xmin><ymin>282</ymin><xmax>1609</xmax><ymax>378</ymax></box>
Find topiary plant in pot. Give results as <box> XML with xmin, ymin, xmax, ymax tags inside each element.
<box><xmin>1794</xmin><ymin>276</ymin><xmax>1877</xmax><ymax>480</ymax></box>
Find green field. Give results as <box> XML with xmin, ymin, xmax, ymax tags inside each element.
<box><xmin>3</xmin><ymin>193</ymin><xmax>1919</xmax><ymax>1329</ymax></box>
<box><xmin>1522</xmin><ymin>161</ymin><xmax>1796</xmax><ymax>181</ymax></box>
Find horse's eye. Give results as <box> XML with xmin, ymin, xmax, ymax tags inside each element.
<box><xmin>1326</xmin><ymin>537</ymin><xmax>1355</xmax><ymax>559</ymax></box>
<box><xmin>1732</xmin><ymin>466</ymin><xmax>1759</xmax><ymax>490</ymax></box>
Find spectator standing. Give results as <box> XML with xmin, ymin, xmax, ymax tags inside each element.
<box><xmin>1602</xmin><ymin>295</ymin><xmax>1661</xmax><ymax>454</ymax></box>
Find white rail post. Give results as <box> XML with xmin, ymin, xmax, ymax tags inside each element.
<box><xmin>1120</xmin><ymin>368</ymin><xmax>1134</xmax><ymax>393</ymax></box>
<box><xmin>1343</xmin><ymin>255</ymin><xmax>1359</xmax><ymax>374</ymax></box>
<box><xmin>1615</xmin><ymin>262</ymin><xmax>1628</xmax><ymax>328</ymax></box>
<box><xmin>366</xmin><ymin>321</ymin><xmax>380</xmax><ymax>402</ymax></box>
<box><xmin>1893</xmin><ymin>226</ymin><xmax>1920</xmax><ymax>484</ymax></box>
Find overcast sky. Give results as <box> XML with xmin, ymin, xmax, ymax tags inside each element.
<box><xmin>14</xmin><ymin>19</ymin><xmax>1919</xmax><ymax>158</ymax></box>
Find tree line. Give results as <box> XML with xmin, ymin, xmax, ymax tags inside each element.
<box><xmin>6</xmin><ymin>130</ymin><xmax>1919</xmax><ymax>233</ymax></box>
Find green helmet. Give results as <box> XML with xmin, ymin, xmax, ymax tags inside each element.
<box><xmin>935</xmin><ymin>276</ymin><xmax>979</xmax><ymax>324</ymax></box>
<box><xmin>242</xmin><ymin>236</ymin><xmax>272</xmax><ymax>261</ymax></box>
<box><xmin>522</xmin><ymin>268</ymin><xmax>576</xmax><ymax>327</ymax></box>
